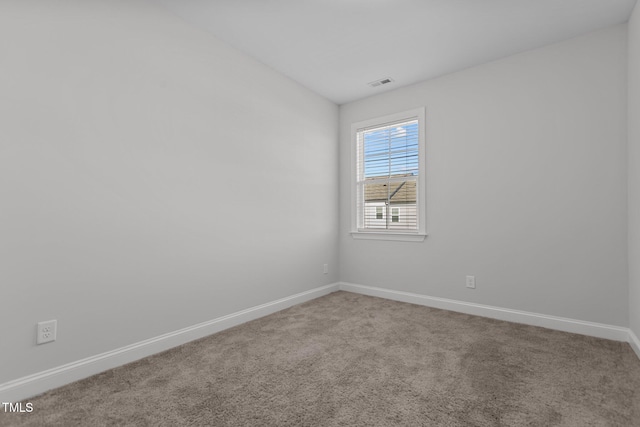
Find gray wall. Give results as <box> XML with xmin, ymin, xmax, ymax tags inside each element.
<box><xmin>630</xmin><ymin>4</ymin><xmax>640</xmax><ymax>339</ymax></box>
<box><xmin>0</xmin><ymin>0</ymin><xmax>339</xmax><ymax>384</ymax></box>
<box><xmin>339</xmin><ymin>25</ymin><xmax>629</xmax><ymax>327</ymax></box>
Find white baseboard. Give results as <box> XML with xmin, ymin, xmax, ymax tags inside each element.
<box><xmin>0</xmin><ymin>283</ymin><xmax>340</xmax><ymax>402</ymax></box>
<box><xmin>630</xmin><ymin>329</ymin><xmax>640</xmax><ymax>359</ymax></box>
<box><xmin>2</xmin><ymin>281</ymin><xmax>636</xmax><ymax>402</ymax></box>
<box><xmin>338</xmin><ymin>282</ymin><xmax>632</xmax><ymax>343</ymax></box>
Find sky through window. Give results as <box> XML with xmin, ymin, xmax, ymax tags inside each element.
<box><xmin>363</xmin><ymin>121</ymin><xmax>419</xmax><ymax>179</ymax></box>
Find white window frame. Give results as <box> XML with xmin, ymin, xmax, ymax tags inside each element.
<box><xmin>350</xmin><ymin>107</ymin><xmax>427</xmax><ymax>242</ymax></box>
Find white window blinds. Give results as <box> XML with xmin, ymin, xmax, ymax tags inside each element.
<box><xmin>356</xmin><ymin>118</ymin><xmax>419</xmax><ymax>231</ymax></box>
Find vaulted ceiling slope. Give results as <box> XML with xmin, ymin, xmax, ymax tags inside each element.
<box><xmin>156</xmin><ymin>0</ymin><xmax>637</xmax><ymax>105</ymax></box>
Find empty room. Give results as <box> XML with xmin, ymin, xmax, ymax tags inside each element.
<box><xmin>1</xmin><ymin>0</ymin><xmax>640</xmax><ymax>425</ymax></box>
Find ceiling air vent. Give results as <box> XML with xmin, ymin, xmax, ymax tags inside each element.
<box><xmin>368</xmin><ymin>77</ymin><xmax>394</xmax><ymax>88</ymax></box>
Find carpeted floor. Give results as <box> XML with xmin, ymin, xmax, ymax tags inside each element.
<box><xmin>2</xmin><ymin>291</ymin><xmax>639</xmax><ymax>426</ymax></box>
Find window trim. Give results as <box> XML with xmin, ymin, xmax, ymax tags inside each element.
<box><xmin>350</xmin><ymin>107</ymin><xmax>427</xmax><ymax>242</ymax></box>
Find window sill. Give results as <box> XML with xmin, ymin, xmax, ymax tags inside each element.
<box><xmin>350</xmin><ymin>232</ymin><xmax>427</xmax><ymax>242</ymax></box>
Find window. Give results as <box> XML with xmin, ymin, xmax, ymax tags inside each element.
<box><xmin>376</xmin><ymin>206</ymin><xmax>383</xmax><ymax>220</ymax></box>
<box><xmin>392</xmin><ymin>208</ymin><xmax>399</xmax><ymax>223</ymax></box>
<box><xmin>351</xmin><ymin>107</ymin><xmax>426</xmax><ymax>241</ymax></box>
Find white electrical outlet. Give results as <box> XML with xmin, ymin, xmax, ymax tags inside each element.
<box><xmin>323</xmin><ymin>264</ymin><xmax>328</xmax><ymax>274</ymax></box>
<box><xmin>466</xmin><ymin>276</ymin><xmax>476</xmax><ymax>289</ymax></box>
<box><xmin>37</xmin><ymin>320</ymin><xmax>57</xmax><ymax>344</ymax></box>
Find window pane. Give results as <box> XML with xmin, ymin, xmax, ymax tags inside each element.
<box><xmin>362</xmin><ymin>182</ymin><xmax>387</xmax><ymax>229</ymax></box>
<box><xmin>363</xmin><ymin>129</ymin><xmax>390</xmax><ymax>178</ymax></box>
<box><xmin>389</xmin><ymin>181</ymin><xmax>417</xmax><ymax>230</ymax></box>
<box><xmin>361</xmin><ymin>179</ymin><xmax>417</xmax><ymax>230</ymax></box>
<box><xmin>389</xmin><ymin>122</ymin><xmax>419</xmax><ymax>176</ymax></box>
<box><xmin>362</xmin><ymin>120</ymin><xmax>418</xmax><ymax>180</ymax></box>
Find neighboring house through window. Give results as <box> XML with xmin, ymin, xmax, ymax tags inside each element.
<box><xmin>351</xmin><ymin>107</ymin><xmax>426</xmax><ymax>241</ymax></box>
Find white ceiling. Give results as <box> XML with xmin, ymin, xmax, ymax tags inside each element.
<box><xmin>156</xmin><ymin>0</ymin><xmax>637</xmax><ymax>105</ymax></box>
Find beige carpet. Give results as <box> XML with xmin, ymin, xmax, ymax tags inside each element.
<box><xmin>2</xmin><ymin>291</ymin><xmax>639</xmax><ymax>426</ymax></box>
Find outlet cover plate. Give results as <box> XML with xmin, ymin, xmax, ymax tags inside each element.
<box><xmin>37</xmin><ymin>320</ymin><xmax>57</xmax><ymax>344</ymax></box>
<box><xmin>466</xmin><ymin>276</ymin><xmax>476</xmax><ymax>289</ymax></box>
